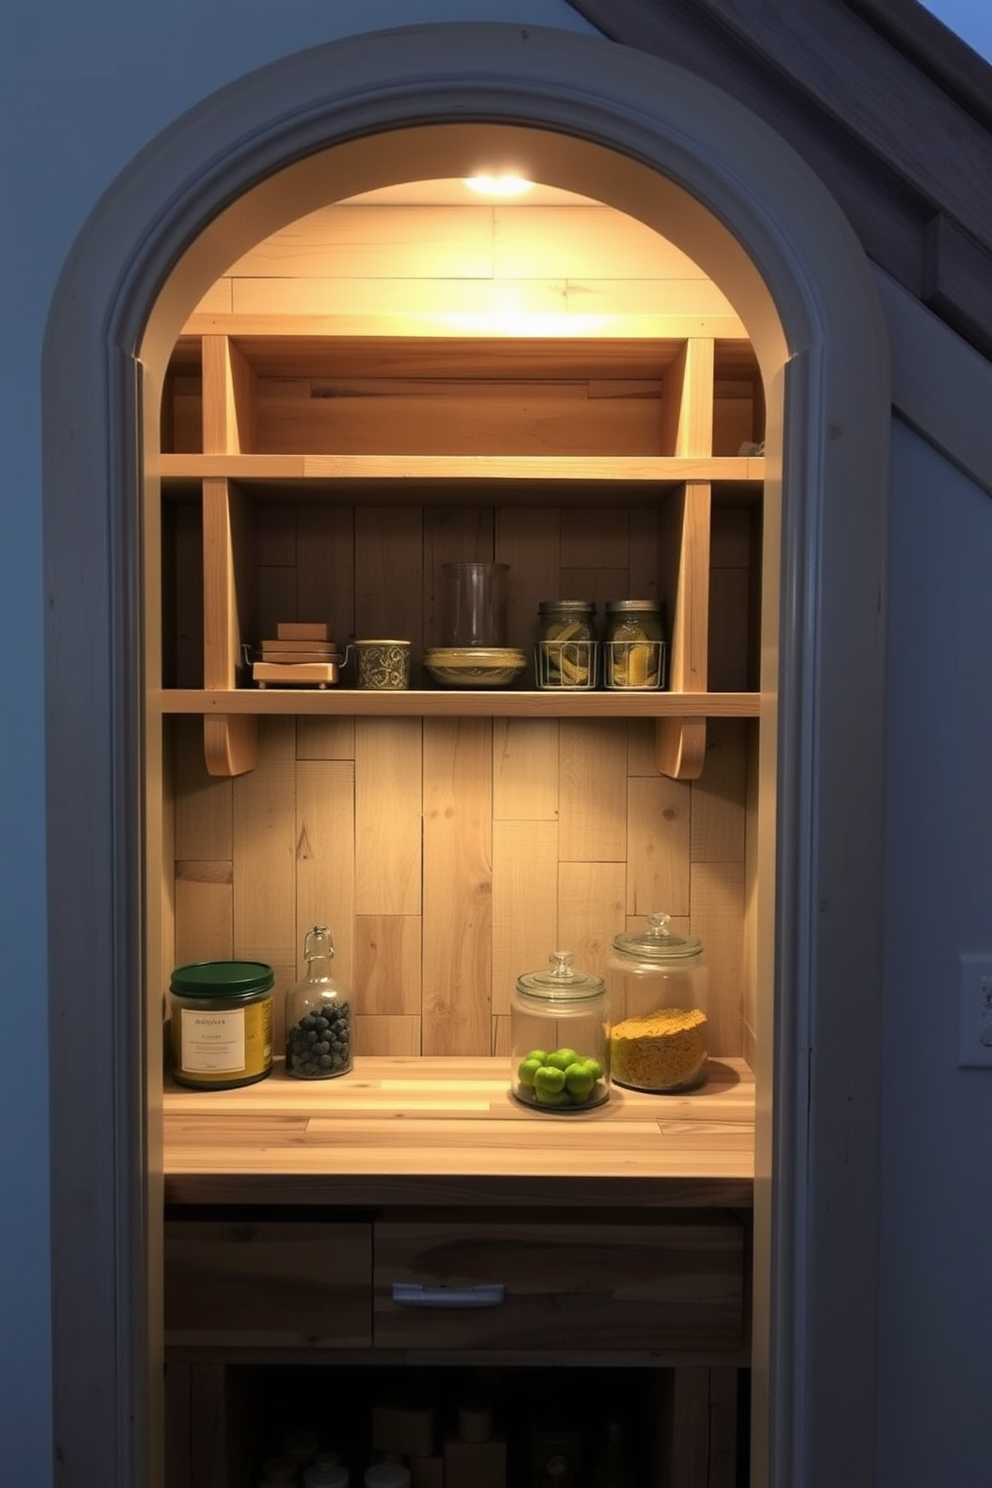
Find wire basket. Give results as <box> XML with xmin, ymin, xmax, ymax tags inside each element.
<box><xmin>534</xmin><ymin>639</ymin><xmax>599</xmax><ymax>690</ymax></box>
<box><xmin>603</xmin><ymin>639</ymin><xmax>667</xmax><ymax>691</ymax></box>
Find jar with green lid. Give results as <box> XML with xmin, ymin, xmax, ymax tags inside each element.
<box><xmin>511</xmin><ymin>951</ymin><xmax>610</xmax><ymax>1112</ymax></box>
<box><xmin>535</xmin><ymin>599</ymin><xmax>598</xmax><ymax>690</ymax></box>
<box><xmin>603</xmin><ymin>599</ymin><xmax>666</xmax><ymax>690</ymax></box>
<box><xmin>169</xmin><ymin>960</ymin><xmax>274</xmax><ymax>1090</ymax></box>
<box><xmin>606</xmin><ymin>913</ymin><xmax>708</xmax><ymax>1092</ymax></box>
<box><xmin>285</xmin><ymin>926</ymin><xmax>353</xmax><ymax>1079</ymax></box>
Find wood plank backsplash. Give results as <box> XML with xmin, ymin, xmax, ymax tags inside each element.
<box><xmin>169</xmin><ymin>711</ymin><xmax>751</xmax><ymax>1060</ymax></box>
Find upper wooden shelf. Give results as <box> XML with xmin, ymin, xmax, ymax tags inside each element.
<box><xmin>159</xmin><ymin>453</ymin><xmax>764</xmax><ymax>490</ymax></box>
<box><xmin>158</xmin><ymin>327</ymin><xmax>765</xmax><ymax>779</ymax></box>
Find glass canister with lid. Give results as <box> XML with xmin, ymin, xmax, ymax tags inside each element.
<box><xmin>511</xmin><ymin>950</ymin><xmax>610</xmax><ymax>1112</ymax></box>
<box><xmin>606</xmin><ymin>913</ymin><xmax>709</xmax><ymax>1092</ymax></box>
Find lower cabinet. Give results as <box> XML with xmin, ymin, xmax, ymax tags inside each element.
<box><xmin>163</xmin><ymin>1208</ymin><xmax>750</xmax><ymax>1488</ymax></box>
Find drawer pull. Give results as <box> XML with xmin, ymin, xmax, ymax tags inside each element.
<box><xmin>391</xmin><ymin>1282</ymin><xmax>506</xmax><ymax>1309</ymax></box>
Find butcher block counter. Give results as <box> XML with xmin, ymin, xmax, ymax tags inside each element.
<box><xmin>162</xmin><ymin>1057</ymin><xmax>755</xmax><ymax>1488</ymax></box>
<box><xmin>162</xmin><ymin>1054</ymin><xmax>755</xmax><ymax>1208</ymax></box>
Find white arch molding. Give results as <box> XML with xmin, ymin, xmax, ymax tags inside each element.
<box><xmin>42</xmin><ymin>23</ymin><xmax>890</xmax><ymax>1488</ymax></box>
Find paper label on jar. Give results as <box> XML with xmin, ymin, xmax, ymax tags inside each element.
<box><xmin>179</xmin><ymin>1006</ymin><xmax>246</xmax><ymax>1072</ymax></box>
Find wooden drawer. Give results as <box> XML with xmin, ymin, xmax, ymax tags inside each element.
<box><xmin>164</xmin><ymin>1218</ymin><xmax>372</xmax><ymax>1349</ymax></box>
<box><xmin>373</xmin><ymin>1217</ymin><xmax>745</xmax><ymax>1354</ymax></box>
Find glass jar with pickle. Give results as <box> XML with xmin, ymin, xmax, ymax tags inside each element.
<box><xmin>535</xmin><ymin>599</ymin><xmax>598</xmax><ymax>690</ymax></box>
<box><xmin>603</xmin><ymin>599</ymin><xmax>666</xmax><ymax>690</ymax></box>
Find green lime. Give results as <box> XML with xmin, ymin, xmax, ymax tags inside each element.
<box><xmin>533</xmin><ymin>1064</ymin><xmax>566</xmax><ymax>1095</ymax></box>
<box><xmin>564</xmin><ymin>1063</ymin><xmax>595</xmax><ymax>1099</ymax></box>
<box><xmin>526</xmin><ymin>1049</ymin><xmax>549</xmax><ymax>1064</ymax></box>
<box><xmin>517</xmin><ymin>1056</ymin><xmax>543</xmax><ymax>1088</ymax></box>
<box><xmin>583</xmin><ymin>1056</ymin><xmax>603</xmax><ymax>1080</ymax></box>
<box><xmin>535</xmin><ymin>1086</ymin><xmax>571</xmax><ymax>1107</ymax></box>
<box><xmin>545</xmin><ymin>1047</ymin><xmax>579</xmax><ymax>1071</ymax></box>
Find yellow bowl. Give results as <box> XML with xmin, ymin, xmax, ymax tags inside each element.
<box><xmin>424</xmin><ymin>647</ymin><xmax>527</xmax><ymax>688</ymax></box>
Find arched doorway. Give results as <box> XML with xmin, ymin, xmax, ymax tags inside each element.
<box><xmin>43</xmin><ymin>23</ymin><xmax>889</xmax><ymax>1487</ymax></box>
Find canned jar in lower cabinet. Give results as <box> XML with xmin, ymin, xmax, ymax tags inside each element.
<box><xmin>169</xmin><ymin>959</ymin><xmax>274</xmax><ymax>1090</ymax></box>
<box><xmin>511</xmin><ymin>951</ymin><xmax>610</xmax><ymax>1112</ymax></box>
<box><xmin>607</xmin><ymin>913</ymin><xmax>708</xmax><ymax>1092</ymax></box>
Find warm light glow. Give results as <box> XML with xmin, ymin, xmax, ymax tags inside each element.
<box><xmin>464</xmin><ymin>174</ymin><xmax>534</xmax><ymax>198</ymax></box>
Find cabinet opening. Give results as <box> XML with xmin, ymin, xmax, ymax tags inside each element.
<box><xmin>166</xmin><ymin>1358</ymin><xmax>750</xmax><ymax>1488</ymax></box>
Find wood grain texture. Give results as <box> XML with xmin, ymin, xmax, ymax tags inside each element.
<box><xmin>492</xmin><ymin>718</ymin><xmax>558</xmax><ymax>822</ymax></box>
<box><xmin>492</xmin><ymin>819</ymin><xmax>559</xmax><ymax>1016</ymax></box>
<box><xmin>422</xmin><ymin>721</ymin><xmax>493</xmax><ymax>1055</ymax></box>
<box><xmin>690</xmin><ymin>861</ymin><xmax>746</xmax><ymax>1058</ymax></box>
<box><xmin>232</xmin><ymin>719</ymin><xmax>297</xmax><ymax>980</ymax></box>
<box><xmin>164</xmin><ymin>1219</ymin><xmax>372</xmax><ymax>1349</ymax></box>
<box><xmin>228</xmin><ymin>275</ymin><xmax>737</xmax><ymax>322</ymax></box>
<box><xmin>295</xmin><ymin>758</ymin><xmax>355</xmax><ymax>992</ymax></box>
<box><xmin>627</xmin><ymin>774</ymin><xmax>692</xmax><ymax>918</ymax></box>
<box><xmin>558</xmin><ymin>719</ymin><xmax>627</xmax><ymax>862</ymax></box>
<box><xmin>355</xmin><ymin>1015</ymin><xmax>422</xmax><ymax>1057</ymax></box>
<box><xmin>558</xmin><ymin>860</ymin><xmax>626</xmax><ymax>983</ymax></box>
<box><xmin>354</xmin><ymin>718</ymin><xmax>423</xmax><ymax>917</ymax></box>
<box><xmin>373</xmin><ymin>1216</ymin><xmax>744</xmax><ymax>1353</ymax></box>
<box><xmin>355</xmin><ymin>915</ymin><xmax>422</xmax><ymax>1016</ymax></box>
<box><xmin>161</xmin><ymin>1055</ymin><xmax>755</xmax><ymax>1208</ymax></box>
<box><xmin>174</xmin><ymin>716</ymin><xmax>232</xmax><ymax>860</ymax></box>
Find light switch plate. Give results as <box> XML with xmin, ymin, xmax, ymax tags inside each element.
<box><xmin>958</xmin><ymin>953</ymin><xmax>992</xmax><ymax>1067</ymax></box>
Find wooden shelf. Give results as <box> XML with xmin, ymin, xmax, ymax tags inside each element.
<box><xmin>158</xmin><ymin>327</ymin><xmax>764</xmax><ymax>780</ymax></box>
<box><xmin>151</xmin><ymin>687</ymin><xmax>760</xmax><ymax>719</ymax></box>
<box><xmin>160</xmin><ymin>452</ymin><xmax>764</xmax><ymax>489</ymax></box>
<box><xmin>163</xmin><ymin>1055</ymin><xmax>755</xmax><ymax>1209</ymax></box>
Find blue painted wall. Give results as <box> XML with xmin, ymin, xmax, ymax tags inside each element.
<box><xmin>3</xmin><ymin>4</ymin><xmax>992</xmax><ymax>1485</ymax></box>
<box><xmin>0</xmin><ymin>5</ymin><xmax>597</xmax><ymax>1481</ymax></box>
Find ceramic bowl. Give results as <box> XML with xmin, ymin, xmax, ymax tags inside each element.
<box><xmin>423</xmin><ymin>646</ymin><xmax>528</xmax><ymax>688</ymax></box>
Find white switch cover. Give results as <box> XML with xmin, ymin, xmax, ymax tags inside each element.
<box><xmin>958</xmin><ymin>954</ymin><xmax>992</xmax><ymax>1067</ymax></box>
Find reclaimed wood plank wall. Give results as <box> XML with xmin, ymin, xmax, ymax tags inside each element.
<box><xmin>165</xmin><ymin>198</ymin><xmax>758</xmax><ymax>1061</ymax></box>
<box><xmin>169</xmin><ymin>711</ymin><xmax>754</xmax><ymax>1059</ymax></box>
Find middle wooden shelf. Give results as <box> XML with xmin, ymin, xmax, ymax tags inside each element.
<box><xmin>152</xmin><ymin>687</ymin><xmax>761</xmax><ymax>718</ymax></box>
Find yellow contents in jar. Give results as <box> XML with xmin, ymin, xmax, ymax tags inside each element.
<box><xmin>543</xmin><ymin>618</ymin><xmax>591</xmax><ymax>686</ymax></box>
<box><xmin>610</xmin><ymin>1007</ymin><xmax>708</xmax><ymax>1091</ymax></box>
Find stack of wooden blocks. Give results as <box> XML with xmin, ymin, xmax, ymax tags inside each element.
<box><xmin>371</xmin><ymin>1398</ymin><xmax>506</xmax><ymax>1488</ymax></box>
<box><xmin>252</xmin><ymin>622</ymin><xmax>342</xmax><ymax>688</ymax></box>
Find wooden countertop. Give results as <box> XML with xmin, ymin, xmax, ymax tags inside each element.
<box><xmin>163</xmin><ymin>1055</ymin><xmax>755</xmax><ymax>1209</ymax></box>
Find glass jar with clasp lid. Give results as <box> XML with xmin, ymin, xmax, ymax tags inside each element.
<box><xmin>511</xmin><ymin>950</ymin><xmax>610</xmax><ymax>1112</ymax></box>
<box><xmin>535</xmin><ymin>599</ymin><xmax>598</xmax><ymax>690</ymax></box>
<box><xmin>606</xmin><ymin>913</ymin><xmax>708</xmax><ymax>1092</ymax></box>
<box><xmin>285</xmin><ymin>925</ymin><xmax>353</xmax><ymax>1079</ymax></box>
<box><xmin>603</xmin><ymin>599</ymin><xmax>666</xmax><ymax>690</ymax></box>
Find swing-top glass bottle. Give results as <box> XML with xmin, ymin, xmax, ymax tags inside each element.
<box><xmin>284</xmin><ymin>925</ymin><xmax>354</xmax><ymax>1079</ymax></box>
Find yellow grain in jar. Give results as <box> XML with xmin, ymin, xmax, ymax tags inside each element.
<box><xmin>610</xmin><ymin>1007</ymin><xmax>708</xmax><ymax>1092</ymax></box>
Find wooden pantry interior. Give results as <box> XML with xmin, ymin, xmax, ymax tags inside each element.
<box><xmin>154</xmin><ymin>185</ymin><xmax>766</xmax><ymax>1065</ymax></box>
<box><xmin>152</xmin><ymin>163</ymin><xmax>771</xmax><ymax>1488</ymax></box>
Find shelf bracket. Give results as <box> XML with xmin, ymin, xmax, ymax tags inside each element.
<box><xmin>656</xmin><ymin>715</ymin><xmax>707</xmax><ymax>780</ymax></box>
<box><xmin>204</xmin><ymin>715</ymin><xmax>259</xmax><ymax>777</ymax></box>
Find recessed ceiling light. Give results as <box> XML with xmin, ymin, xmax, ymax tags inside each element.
<box><xmin>464</xmin><ymin>175</ymin><xmax>534</xmax><ymax>198</ymax></box>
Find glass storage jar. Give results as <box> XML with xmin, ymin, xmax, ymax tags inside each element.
<box><xmin>511</xmin><ymin>951</ymin><xmax>610</xmax><ymax>1112</ymax></box>
<box><xmin>285</xmin><ymin>925</ymin><xmax>354</xmax><ymax>1079</ymax></box>
<box><xmin>606</xmin><ymin>913</ymin><xmax>708</xmax><ymax>1092</ymax></box>
<box><xmin>535</xmin><ymin>599</ymin><xmax>598</xmax><ymax>690</ymax></box>
<box><xmin>603</xmin><ymin>599</ymin><xmax>666</xmax><ymax>690</ymax></box>
<box><xmin>169</xmin><ymin>959</ymin><xmax>274</xmax><ymax>1090</ymax></box>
